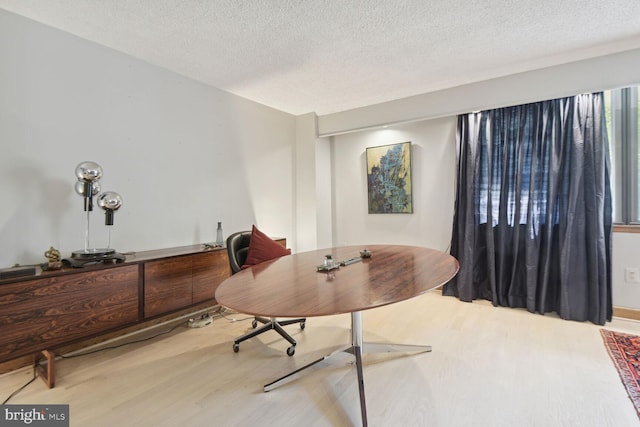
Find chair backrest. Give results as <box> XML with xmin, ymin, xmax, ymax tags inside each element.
<box><xmin>226</xmin><ymin>231</ymin><xmax>252</xmax><ymax>274</ymax></box>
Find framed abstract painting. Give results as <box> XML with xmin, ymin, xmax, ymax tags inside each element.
<box><xmin>366</xmin><ymin>141</ymin><xmax>413</xmax><ymax>214</ymax></box>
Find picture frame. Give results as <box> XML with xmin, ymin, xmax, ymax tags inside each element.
<box><xmin>366</xmin><ymin>141</ymin><xmax>413</xmax><ymax>214</ymax></box>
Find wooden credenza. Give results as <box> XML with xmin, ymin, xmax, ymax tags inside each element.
<box><xmin>0</xmin><ymin>239</ymin><xmax>284</xmax><ymax>385</ymax></box>
<box><xmin>0</xmin><ymin>265</ymin><xmax>140</xmax><ymax>364</ymax></box>
<box><xmin>143</xmin><ymin>250</ymin><xmax>229</xmax><ymax>317</ymax></box>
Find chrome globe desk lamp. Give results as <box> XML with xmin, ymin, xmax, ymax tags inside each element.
<box><xmin>98</xmin><ymin>190</ymin><xmax>123</xmax><ymax>249</ymax></box>
<box><xmin>64</xmin><ymin>161</ymin><xmax>125</xmax><ymax>267</ymax></box>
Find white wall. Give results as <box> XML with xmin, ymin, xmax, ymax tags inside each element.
<box><xmin>612</xmin><ymin>233</ymin><xmax>640</xmax><ymax>310</ymax></box>
<box><xmin>315</xmin><ymin>131</ymin><xmax>333</xmax><ymax>251</ymax></box>
<box><xmin>330</xmin><ymin>117</ymin><xmax>457</xmax><ymax>251</ymax></box>
<box><xmin>0</xmin><ymin>10</ymin><xmax>296</xmax><ymax>266</ymax></box>
<box><xmin>294</xmin><ymin>113</ymin><xmax>319</xmax><ymax>252</ymax></box>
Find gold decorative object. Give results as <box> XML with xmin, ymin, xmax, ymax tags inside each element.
<box><xmin>44</xmin><ymin>247</ymin><xmax>61</xmax><ymax>262</ymax></box>
<box><xmin>42</xmin><ymin>246</ymin><xmax>63</xmax><ymax>270</ymax></box>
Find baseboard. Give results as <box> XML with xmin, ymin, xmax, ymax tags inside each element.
<box><xmin>613</xmin><ymin>306</ymin><xmax>640</xmax><ymax>321</ymax></box>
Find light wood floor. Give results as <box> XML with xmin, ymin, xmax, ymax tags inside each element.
<box><xmin>2</xmin><ymin>291</ymin><xmax>640</xmax><ymax>427</ymax></box>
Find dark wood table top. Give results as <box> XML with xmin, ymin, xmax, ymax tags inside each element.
<box><xmin>215</xmin><ymin>245</ymin><xmax>459</xmax><ymax>318</ymax></box>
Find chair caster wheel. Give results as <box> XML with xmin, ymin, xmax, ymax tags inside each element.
<box><xmin>300</xmin><ymin>320</ymin><xmax>306</xmax><ymax>330</ymax></box>
<box><xmin>233</xmin><ymin>343</ymin><xmax>240</xmax><ymax>353</ymax></box>
<box><xmin>251</xmin><ymin>319</ymin><xmax>258</xmax><ymax>328</ymax></box>
<box><xmin>286</xmin><ymin>346</ymin><xmax>295</xmax><ymax>356</ymax></box>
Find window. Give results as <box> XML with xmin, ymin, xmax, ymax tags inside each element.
<box><xmin>606</xmin><ymin>87</ymin><xmax>640</xmax><ymax>224</ymax></box>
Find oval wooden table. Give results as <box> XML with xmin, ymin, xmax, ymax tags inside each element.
<box><xmin>215</xmin><ymin>245</ymin><xmax>459</xmax><ymax>427</ymax></box>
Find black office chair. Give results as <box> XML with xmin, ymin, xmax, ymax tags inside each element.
<box><xmin>226</xmin><ymin>231</ymin><xmax>306</xmax><ymax>356</ymax></box>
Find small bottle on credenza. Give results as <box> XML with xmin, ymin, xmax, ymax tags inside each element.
<box><xmin>216</xmin><ymin>222</ymin><xmax>224</xmax><ymax>246</ymax></box>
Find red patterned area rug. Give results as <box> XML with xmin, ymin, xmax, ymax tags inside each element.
<box><xmin>601</xmin><ymin>329</ymin><xmax>640</xmax><ymax>418</ymax></box>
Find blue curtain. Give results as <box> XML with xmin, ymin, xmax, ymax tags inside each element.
<box><xmin>443</xmin><ymin>93</ymin><xmax>613</xmax><ymax>325</ymax></box>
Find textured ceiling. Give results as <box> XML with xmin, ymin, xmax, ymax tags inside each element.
<box><xmin>2</xmin><ymin>1</ymin><xmax>640</xmax><ymax>115</ymax></box>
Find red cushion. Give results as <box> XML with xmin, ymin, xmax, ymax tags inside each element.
<box><xmin>241</xmin><ymin>225</ymin><xmax>291</xmax><ymax>269</ymax></box>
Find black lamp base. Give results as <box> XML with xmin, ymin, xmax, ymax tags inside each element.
<box><xmin>63</xmin><ymin>249</ymin><xmax>125</xmax><ymax>268</ymax></box>
<box><xmin>71</xmin><ymin>248</ymin><xmax>115</xmax><ymax>258</ymax></box>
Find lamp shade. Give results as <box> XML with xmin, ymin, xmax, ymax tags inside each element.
<box><xmin>75</xmin><ymin>161</ymin><xmax>103</xmax><ymax>182</ymax></box>
<box><xmin>98</xmin><ymin>191</ymin><xmax>122</xmax><ymax>226</ymax></box>
<box><xmin>74</xmin><ymin>180</ymin><xmax>101</xmax><ymax>197</ymax></box>
<box><xmin>98</xmin><ymin>191</ymin><xmax>123</xmax><ymax>211</ymax></box>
